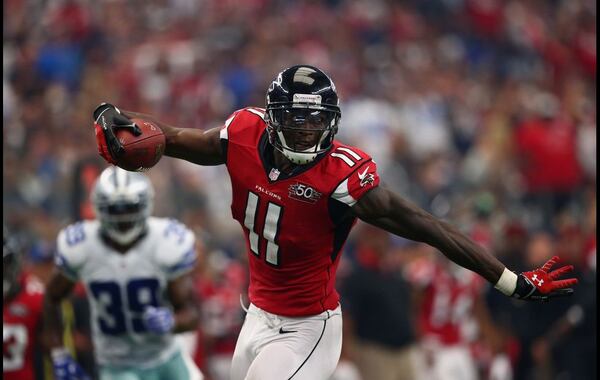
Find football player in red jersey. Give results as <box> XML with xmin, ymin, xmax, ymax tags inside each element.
<box><xmin>3</xmin><ymin>231</ymin><xmax>46</xmax><ymax>380</ymax></box>
<box><xmin>407</xmin><ymin>253</ymin><xmax>497</xmax><ymax>380</ymax></box>
<box><xmin>94</xmin><ymin>65</ymin><xmax>578</xmax><ymax>380</ymax></box>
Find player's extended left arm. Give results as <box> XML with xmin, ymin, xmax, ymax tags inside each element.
<box><xmin>41</xmin><ymin>271</ymin><xmax>76</xmax><ymax>352</ymax></box>
<box><xmin>41</xmin><ymin>270</ymin><xmax>91</xmax><ymax>380</ymax></box>
<box><xmin>168</xmin><ymin>272</ymin><xmax>200</xmax><ymax>333</ymax></box>
<box><xmin>143</xmin><ymin>272</ymin><xmax>200</xmax><ymax>334</ymax></box>
<box><xmin>352</xmin><ymin>185</ymin><xmax>578</xmax><ymax>301</ymax></box>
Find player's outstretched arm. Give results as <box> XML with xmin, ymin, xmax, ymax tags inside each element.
<box><xmin>167</xmin><ymin>272</ymin><xmax>200</xmax><ymax>333</ymax></box>
<box><xmin>41</xmin><ymin>270</ymin><xmax>76</xmax><ymax>351</ymax></box>
<box><xmin>93</xmin><ymin>103</ymin><xmax>225</xmax><ymax>167</ymax></box>
<box><xmin>140</xmin><ymin>272</ymin><xmax>200</xmax><ymax>335</ymax></box>
<box><xmin>42</xmin><ymin>270</ymin><xmax>91</xmax><ymax>380</ymax></box>
<box><xmin>352</xmin><ymin>185</ymin><xmax>578</xmax><ymax>301</ymax></box>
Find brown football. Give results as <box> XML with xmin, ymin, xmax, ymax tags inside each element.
<box><xmin>115</xmin><ymin>118</ymin><xmax>165</xmax><ymax>171</ymax></box>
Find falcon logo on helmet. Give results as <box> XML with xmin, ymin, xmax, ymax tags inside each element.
<box><xmin>265</xmin><ymin>65</ymin><xmax>341</xmax><ymax>165</ymax></box>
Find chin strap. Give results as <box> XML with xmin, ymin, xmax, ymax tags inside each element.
<box><xmin>103</xmin><ymin>224</ymin><xmax>147</xmax><ymax>246</ymax></box>
<box><xmin>282</xmin><ymin>150</ymin><xmax>318</xmax><ymax>165</ymax></box>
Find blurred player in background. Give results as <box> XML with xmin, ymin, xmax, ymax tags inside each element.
<box><xmin>339</xmin><ymin>224</ymin><xmax>418</xmax><ymax>380</ymax></box>
<box><xmin>194</xmin><ymin>249</ymin><xmax>247</xmax><ymax>380</ymax></box>
<box><xmin>94</xmin><ymin>64</ymin><xmax>578</xmax><ymax>380</ymax></box>
<box><xmin>3</xmin><ymin>229</ymin><xmax>48</xmax><ymax>380</ymax></box>
<box><xmin>407</xmin><ymin>251</ymin><xmax>503</xmax><ymax>380</ymax></box>
<box><xmin>42</xmin><ymin>167</ymin><xmax>203</xmax><ymax>380</ymax></box>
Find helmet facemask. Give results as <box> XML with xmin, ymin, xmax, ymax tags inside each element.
<box><xmin>94</xmin><ymin>199</ymin><xmax>152</xmax><ymax>245</ymax></box>
<box><xmin>91</xmin><ymin>167</ymin><xmax>154</xmax><ymax>246</ymax></box>
<box><xmin>266</xmin><ymin>105</ymin><xmax>340</xmax><ymax>165</ymax></box>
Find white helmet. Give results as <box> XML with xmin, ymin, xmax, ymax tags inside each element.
<box><xmin>91</xmin><ymin>167</ymin><xmax>154</xmax><ymax>245</ymax></box>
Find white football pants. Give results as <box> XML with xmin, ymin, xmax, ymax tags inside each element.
<box><xmin>415</xmin><ymin>344</ymin><xmax>477</xmax><ymax>380</ymax></box>
<box><xmin>230</xmin><ymin>303</ymin><xmax>343</xmax><ymax>380</ymax></box>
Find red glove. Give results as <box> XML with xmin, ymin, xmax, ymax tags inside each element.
<box><xmin>513</xmin><ymin>256</ymin><xmax>578</xmax><ymax>301</ymax></box>
<box><xmin>93</xmin><ymin>103</ymin><xmax>140</xmax><ymax>165</ymax></box>
<box><xmin>95</xmin><ymin>122</ymin><xmax>117</xmax><ymax>164</ymax></box>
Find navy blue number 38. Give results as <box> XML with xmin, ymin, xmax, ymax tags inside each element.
<box><xmin>64</xmin><ymin>221</ymin><xmax>186</xmax><ymax>335</ymax></box>
<box><xmin>89</xmin><ymin>278</ymin><xmax>160</xmax><ymax>335</ymax></box>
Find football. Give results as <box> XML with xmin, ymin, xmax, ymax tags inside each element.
<box><xmin>115</xmin><ymin>118</ymin><xmax>165</xmax><ymax>171</ymax></box>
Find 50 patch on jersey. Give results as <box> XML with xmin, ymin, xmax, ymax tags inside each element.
<box><xmin>288</xmin><ymin>183</ymin><xmax>322</xmax><ymax>204</ymax></box>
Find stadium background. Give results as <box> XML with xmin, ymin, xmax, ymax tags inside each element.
<box><xmin>3</xmin><ymin>0</ymin><xmax>596</xmax><ymax>379</ymax></box>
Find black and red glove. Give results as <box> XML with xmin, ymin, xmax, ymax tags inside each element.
<box><xmin>512</xmin><ymin>256</ymin><xmax>578</xmax><ymax>302</ymax></box>
<box><xmin>93</xmin><ymin>103</ymin><xmax>141</xmax><ymax>164</ymax></box>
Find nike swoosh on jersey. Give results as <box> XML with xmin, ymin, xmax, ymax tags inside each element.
<box><xmin>358</xmin><ymin>165</ymin><xmax>370</xmax><ymax>180</ymax></box>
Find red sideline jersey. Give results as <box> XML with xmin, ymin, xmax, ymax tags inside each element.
<box><xmin>3</xmin><ymin>273</ymin><xmax>45</xmax><ymax>380</ymax></box>
<box><xmin>408</xmin><ymin>258</ymin><xmax>485</xmax><ymax>346</ymax></box>
<box><xmin>221</xmin><ymin>107</ymin><xmax>380</xmax><ymax>316</ymax></box>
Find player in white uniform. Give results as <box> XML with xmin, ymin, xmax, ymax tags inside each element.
<box><xmin>42</xmin><ymin>167</ymin><xmax>203</xmax><ymax>380</ymax></box>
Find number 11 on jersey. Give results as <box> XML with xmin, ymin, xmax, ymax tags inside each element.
<box><xmin>243</xmin><ymin>192</ymin><xmax>283</xmax><ymax>266</ymax></box>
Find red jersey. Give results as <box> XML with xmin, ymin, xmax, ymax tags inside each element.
<box><xmin>408</xmin><ymin>258</ymin><xmax>485</xmax><ymax>346</ymax></box>
<box><xmin>3</xmin><ymin>274</ymin><xmax>45</xmax><ymax>380</ymax></box>
<box><xmin>514</xmin><ymin>116</ymin><xmax>583</xmax><ymax>192</ymax></box>
<box><xmin>221</xmin><ymin>107</ymin><xmax>380</xmax><ymax>316</ymax></box>
<box><xmin>195</xmin><ymin>259</ymin><xmax>247</xmax><ymax>354</ymax></box>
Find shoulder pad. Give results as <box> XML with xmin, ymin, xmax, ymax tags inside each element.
<box><xmin>220</xmin><ymin>107</ymin><xmax>266</xmax><ymax>141</ymax></box>
<box><xmin>151</xmin><ymin>218</ymin><xmax>197</xmax><ymax>279</ymax></box>
<box><xmin>328</xmin><ymin>144</ymin><xmax>372</xmax><ymax>169</ymax></box>
<box><xmin>243</xmin><ymin>107</ymin><xmax>266</xmax><ymax>120</ymax></box>
<box><xmin>328</xmin><ymin>144</ymin><xmax>380</xmax><ymax>206</ymax></box>
<box><xmin>55</xmin><ymin>221</ymin><xmax>96</xmax><ymax>280</ymax></box>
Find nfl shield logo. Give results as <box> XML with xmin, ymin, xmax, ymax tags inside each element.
<box><xmin>269</xmin><ymin>168</ymin><xmax>281</xmax><ymax>181</ymax></box>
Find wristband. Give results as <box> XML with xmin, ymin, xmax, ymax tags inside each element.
<box><xmin>50</xmin><ymin>347</ymin><xmax>72</xmax><ymax>362</ymax></box>
<box><xmin>494</xmin><ymin>267</ymin><xmax>518</xmax><ymax>296</ymax></box>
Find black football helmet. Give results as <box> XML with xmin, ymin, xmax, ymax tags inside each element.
<box><xmin>3</xmin><ymin>228</ymin><xmax>22</xmax><ymax>299</ymax></box>
<box><xmin>265</xmin><ymin>65</ymin><xmax>341</xmax><ymax>165</ymax></box>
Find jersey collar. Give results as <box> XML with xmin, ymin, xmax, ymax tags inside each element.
<box><xmin>258</xmin><ymin>130</ymin><xmax>330</xmax><ymax>183</ymax></box>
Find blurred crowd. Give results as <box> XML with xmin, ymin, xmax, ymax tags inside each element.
<box><xmin>3</xmin><ymin>0</ymin><xmax>596</xmax><ymax>379</ymax></box>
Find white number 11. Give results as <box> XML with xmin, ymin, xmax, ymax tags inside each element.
<box><xmin>244</xmin><ymin>192</ymin><xmax>282</xmax><ymax>266</ymax></box>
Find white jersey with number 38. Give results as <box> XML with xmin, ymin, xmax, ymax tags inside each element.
<box><xmin>55</xmin><ymin>217</ymin><xmax>196</xmax><ymax>368</ymax></box>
